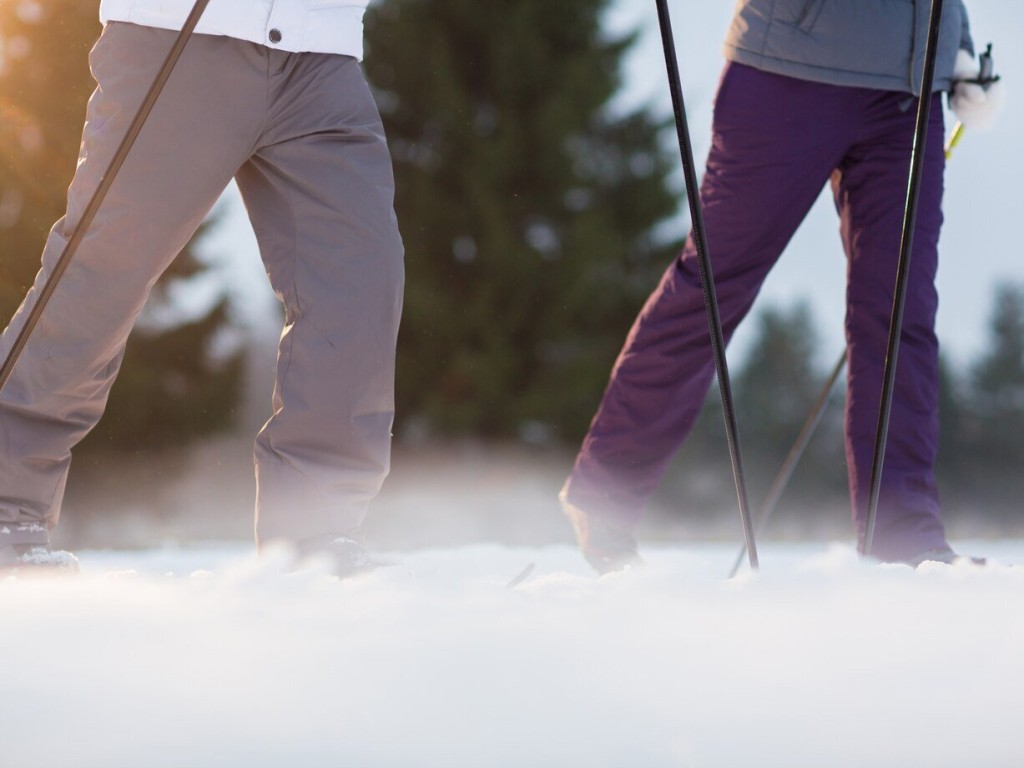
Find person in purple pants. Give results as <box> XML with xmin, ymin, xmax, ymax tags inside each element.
<box><xmin>560</xmin><ymin>0</ymin><xmax>1002</xmax><ymax>573</ymax></box>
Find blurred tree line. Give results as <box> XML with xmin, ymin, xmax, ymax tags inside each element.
<box><xmin>1</xmin><ymin>0</ymin><xmax>1022</xmax><ymax>531</ymax></box>
<box><xmin>655</xmin><ymin>291</ymin><xmax>1024</xmax><ymax>531</ymax></box>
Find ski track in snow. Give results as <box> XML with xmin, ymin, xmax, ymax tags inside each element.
<box><xmin>2</xmin><ymin>540</ymin><xmax>1022</xmax><ymax>768</ymax></box>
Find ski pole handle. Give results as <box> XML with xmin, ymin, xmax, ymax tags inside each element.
<box><xmin>979</xmin><ymin>43</ymin><xmax>994</xmax><ymax>83</ymax></box>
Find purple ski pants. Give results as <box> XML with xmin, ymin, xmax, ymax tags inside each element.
<box><xmin>564</xmin><ymin>63</ymin><xmax>949</xmax><ymax>562</ymax></box>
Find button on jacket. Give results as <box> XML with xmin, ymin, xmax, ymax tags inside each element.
<box><xmin>99</xmin><ymin>0</ymin><xmax>369</xmax><ymax>58</ymax></box>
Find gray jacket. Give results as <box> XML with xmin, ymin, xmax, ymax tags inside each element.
<box><xmin>723</xmin><ymin>0</ymin><xmax>974</xmax><ymax>95</ymax></box>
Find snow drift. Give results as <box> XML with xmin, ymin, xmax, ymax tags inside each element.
<box><xmin>2</xmin><ymin>541</ymin><xmax>1022</xmax><ymax>767</ymax></box>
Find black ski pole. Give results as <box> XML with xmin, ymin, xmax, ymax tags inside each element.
<box><xmin>728</xmin><ymin>348</ymin><xmax>847</xmax><ymax>578</ymax></box>
<box><xmin>0</xmin><ymin>0</ymin><xmax>212</xmax><ymax>394</ymax></box>
<box><xmin>654</xmin><ymin>0</ymin><xmax>759</xmax><ymax>570</ymax></box>
<box><xmin>862</xmin><ymin>0</ymin><xmax>945</xmax><ymax>557</ymax></box>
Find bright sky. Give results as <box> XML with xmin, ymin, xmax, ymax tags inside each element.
<box><xmin>200</xmin><ymin>0</ymin><xmax>1023</xmax><ymax>372</ymax></box>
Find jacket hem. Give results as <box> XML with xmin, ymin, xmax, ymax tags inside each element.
<box><xmin>723</xmin><ymin>44</ymin><xmax>953</xmax><ymax>94</ymax></box>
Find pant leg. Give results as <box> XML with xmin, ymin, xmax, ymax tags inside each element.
<box><xmin>234</xmin><ymin>53</ymin><xmax>404</xmax><ymax>547</ymax></box>
<box><xmin>563</xmin><ymin>64</ymin><xmax>851</xmax><ymax>526</ymax></box>
<box><xmin>0</xmin><ymin>24</ymin><xmax>265</xmax><ymax>528</ymax></box>
<box><xmin>835</xmin><ymin>92</ymin><xmax>949</xmax><ymax>561</ymax></box>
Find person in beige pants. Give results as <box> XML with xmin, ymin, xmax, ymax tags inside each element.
<box><xmin>0</xmin><ymin>11</ymin><xmax>404</xmax><ymax>574</ymax></box>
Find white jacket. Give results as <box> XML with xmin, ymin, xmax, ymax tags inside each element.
<box><xmin>99</xmin><ymin>0</ymin><xmax>369</xmax><ymax>59</ymax></box>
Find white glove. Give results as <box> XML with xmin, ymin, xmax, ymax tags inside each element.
<box><xmin>950</xmin><ymin>48</ymin><xmax>1004</xmax><ymax>131</ymax></box>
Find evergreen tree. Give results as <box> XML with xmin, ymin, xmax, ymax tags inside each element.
<box><xmin>0</xmin><ymin>0</ymin><xmax>243</xmax><ymax>459</ymax></box>
<box><xmin>971</xmin><ymin>284</ymin><xmax>1024</xmax><ymax>432</ymax></box>
<box><xmin>736</xmin><ymin>303</ymin><xmax>822</xmax><ymax>446</ymax></box>
<box><xmin>963</xmin><ymin>283</ymin><xmax>1024</xmax><ymax>509</ymax></box>
<box><xmin>733</xmin><ymin>302</ymin><xmax>846</xmax><ymax>505</ymax></box>
<box><xmin>364</xmin><ymin>0</ymin><xmax>682</xmax><ymax>440</ymax></box>
<box><xmin>934</xmin><ymin>353</ymin><xmax>970</xmax><ymax>493</ymax></box>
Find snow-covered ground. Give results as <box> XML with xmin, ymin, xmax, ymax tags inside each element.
<box><xmin>3</xmin><ymin>540</ymin><xmax>1022</xmax><ymax>767</ymax></box>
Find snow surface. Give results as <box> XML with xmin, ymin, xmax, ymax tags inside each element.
<box><xmin>2</xmin><ymin>540</ymin><xmax>1022</xmax><ymax>768</ymax></box>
